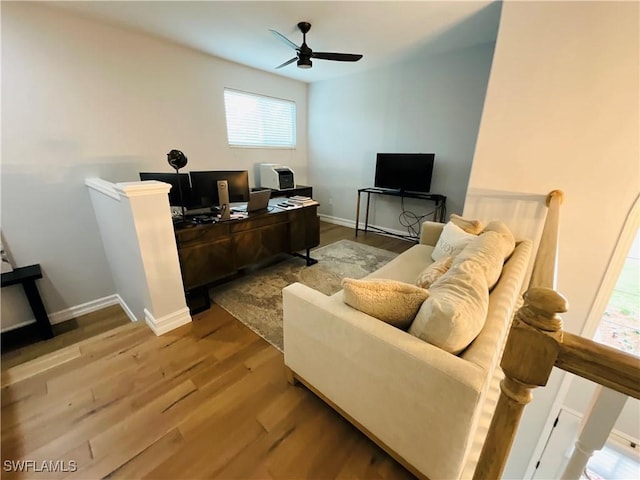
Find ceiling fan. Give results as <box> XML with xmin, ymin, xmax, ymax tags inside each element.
<box><xmin>269</xmin><ymin>22</ymin><xmax>363</xmax><ymax>70</ymax></box>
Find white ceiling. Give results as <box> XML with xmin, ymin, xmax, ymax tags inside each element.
<box><xmin>48</xmin><ymin>1</ymin><xmax>499</xmax><ymax>83</ymax></box>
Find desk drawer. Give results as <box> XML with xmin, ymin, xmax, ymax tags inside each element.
<box><xmin>178</xmin><ymin>238</ymin><xmax>234</xmax><ymax>290</ymax></box>
<box><xmin>230</xmin><ymin>213</ymin><xmax>287</xmax><ymax>233</ymax></box>
<box><xmin>289</xmin><ymin>206</ymin><xmax>320</xmax><ymax>251</ymax></box>
<box><xmin>176</xmin><ymin>223</ymin><xmax>230</xmax><ymax>249</ymax></box>
<box><xmin>234</xmin><ymin>223</ymin><xmax>288</xmax><ymax>268</ymax></box>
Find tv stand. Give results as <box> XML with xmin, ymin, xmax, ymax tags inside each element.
<box><xmin>355</xmin><ymin>187</ymin><xmax>446</xmax><ymax>240</ymax></box>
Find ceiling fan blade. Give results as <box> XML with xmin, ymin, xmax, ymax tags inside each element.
<box><xmin>269</xmin><ymin>29</ymin><xmax>299</xmax><ymax>51</ymax></box>
<box><xmin>275</xmin><ymin>57</ymin><xmax>298</xmax><ymax>69</ymax></box>
<box><xmin>311</xmin><ymin>52</ymin><xmax>363</xmax><ymax>62</ymax></box>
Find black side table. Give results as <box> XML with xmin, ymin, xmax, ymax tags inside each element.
<box><xmin>355</xmin><ymin>188</ymin><xmax>447</xmax><ymax>240</ymax></box>
<box><xmin>1</xmin><ymin>264</ymin><xmax>54</xmax><ymax>340</ymax></box>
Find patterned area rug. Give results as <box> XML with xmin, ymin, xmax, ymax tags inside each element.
<box><xmin>210</xmin><ymin>239</ymin><xmax>398</xmax><ymax>351</ymax></box>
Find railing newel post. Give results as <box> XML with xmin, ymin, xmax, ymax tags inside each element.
<box><xmin>473</xmin><ymin>287</ymin><xmax>568</xmax><ymax>479</ymax></box>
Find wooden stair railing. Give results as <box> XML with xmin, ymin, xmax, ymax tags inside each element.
<box><xmin>473</xmin><ymin>190</ymin><xmax>640</xmax><ymax>479</ymax></box>
<box><xmin>557</xmin><ymin>332</ymin><xmax>640</xmax><ymax>400</ymax></box>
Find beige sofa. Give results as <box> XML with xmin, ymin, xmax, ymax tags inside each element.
<box><xmin>283</xmin><ymin>221</ymin><xmax>533</xmax><ymax>479</ymax></box>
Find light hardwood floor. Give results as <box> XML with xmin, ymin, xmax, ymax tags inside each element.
<box><xmin>1</xmin><ymin>222</ymin><xmax>416</xmax><ymax>479</ymax></box>
<box><xmin>1</xmin><ymin>305</ymin><xmax>131</xmax><ymax>370</ymax></box>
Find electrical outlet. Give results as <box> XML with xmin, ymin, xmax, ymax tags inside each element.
<box><xmin>328</xmin><ymin>197</ymin><xmax>333</xmax><ymax>206</ymax></box>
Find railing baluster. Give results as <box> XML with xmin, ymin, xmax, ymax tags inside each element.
<box><xmin>561</xmin><ymin>386</ymin><xmax>628</xmax><ymax>480</ymax></box>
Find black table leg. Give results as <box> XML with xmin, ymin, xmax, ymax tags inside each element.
<box><xmin>21</xmin><ymin>279</ymin><xmax>54</xmax><ymax>340</ymax></box>
<box><xmin>186</xmin><ymin>287</ymin><xmax>211</xmax><ymax>315</ymax></box>
<box><xmin>364</xmin><ymin>192</ymin><xmax>371</xmax><ymax>234</ymax></box>
<box><xmin>293</xmin><ymin>249</ymin><xmax>318</xmax><ymax>266</ymax></box>
<box><xmin>355</xmin><ymin>190</ymin><xmax>361</xmax><ymax>237</ymax></box>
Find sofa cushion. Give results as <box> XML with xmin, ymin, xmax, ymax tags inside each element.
<box><xmin>364</xmin><ymin>244</ymin><xmax>435</xmax><ymax>284</ymax></box>
<box><xmin>452</xmin><ymin>230</ymin><xmax>515</xmax><ymax>289</ymax></box>
<box><xmin>431</xmin><ymin>222</ymin><xmax>477</xmax><ymax>261</ymax></box>
<box><xmin>409</xmin><ymin>259</ymin><xmax>489</xmax><ymax>354</ymax></box>
<box><xmin>450</xmin><ymin>214</ymin><xmax>484</xmax><ymax>235</ymax></box>
<box><xmin>342</xmin><ymin>278</ymin><xmax>429</xmax><ymax>329</ymax></box>
<box><xmin>416</xmin><ymin>255</ymin><xmax>453</xmax><ymax>289</ymax></box>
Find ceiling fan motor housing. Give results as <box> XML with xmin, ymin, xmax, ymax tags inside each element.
<box><xmin>298</xmin><ymin>39</ymin><xmax>313</xmax><ymax>69</ymax></box>
<box><xmin>297</xmin><ymin>57</ymin><xmax>312</xmax><ymax>69</ymax></box>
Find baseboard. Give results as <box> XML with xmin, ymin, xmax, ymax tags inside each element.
<box><xmin>144</xmin><ymin>307</ymin><xmax>191</xmax><ymax>336</ymax></box>
<box><xmin>116</xmin><ymin>295</ymin><xmax>138</xmax><ymax>323</ymax></box>
<box><xmin>48</xmin><ymin>294</ymin><xmax>121</xmax><ymax>325</ymax></box>
<box><xmin>318</xmin><ymin>214</ymin><xmax>358</xmax><ymax>229</ymax></box>
<box><xmin>1</xmin><ymin>294</ymin><xmax>135</xmax><ymax>334</ymax></box>
<box><xmin>318</xmin><ymin>214</ymin><xmax>415</xmax><ymax>240</ymax></box>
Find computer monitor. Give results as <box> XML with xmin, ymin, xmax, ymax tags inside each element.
<box><xmin>139</xmin><ymin>172</ymin><xmax>192</xmax><ymax>207</ymax></box>
<box><xmin>189</xmin><ymin>170</ymin><xmax>250</xmax><ymax>207</ymax></box>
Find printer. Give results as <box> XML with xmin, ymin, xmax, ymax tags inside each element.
<box><xmin>259</xmin><ymin>164</ymin><xmax>295</xmax><ymax>190</ymax></box>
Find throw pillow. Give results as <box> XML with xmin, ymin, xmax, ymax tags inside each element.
<box><xmin>431</xmin><ymin>222</ymin><xmax>477</xmax><ymax>261</ymax></box>
<box><xmin>416</xmin><ymin>256</ymin><xmax>454</xmax><ymax>289</ymax></box>
<box><xmin>450</xmin><ymin>214</ymin><xmax>484</xmax><ymax>235</ymax></box>
<box><xmin>452</xmin><ymin>230</ymin><xmax>516</xmax><ymax>289</ymax></box>
<box><xmin>482</xmin><ymin>220</ymin><xmax>516</xmax><ymax>251</ymax></box>
<box><xmin>342</xmin><ymin>278</ymin><xmax>429</xmax><ymax>330</ymax></box>
<box><xmin>409</xmin><ymin>259</ymin><xmax>489</xmax><ymax>354</ymax></box>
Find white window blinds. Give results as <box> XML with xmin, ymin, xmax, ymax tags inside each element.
<box><xmin>224</xmin><ymin>89</ymin><xmax>296</xmax><ymax>148</ymax></box>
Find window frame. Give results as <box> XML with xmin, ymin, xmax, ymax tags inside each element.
<box><xmin>223</xmin><ymin>88</ymin><xmax>297</xmax><ymax>150</ymax></box>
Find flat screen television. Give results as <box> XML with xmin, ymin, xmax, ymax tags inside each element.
<box><xmin>139</xmin><ymin>172</ymin><xmax>193</xmax><ymax>207</ymax></box>
<box><xmin>374</xmin><ymin>153</ymin><xmax>435</xmax><ymax>193</ymax></box>
<box><xmin>189</xmin><ymin>170</ymin><xmax>250</xmax><ymax>207</ymax></box>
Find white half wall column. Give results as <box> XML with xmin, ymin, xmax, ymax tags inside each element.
<box><xmin>85</xmin><ymin>178</ymin><xmax>191</xmax><ymax>335</ymax></box>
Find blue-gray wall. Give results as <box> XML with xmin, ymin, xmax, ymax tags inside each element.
<box><xmin>308</xmin><ymin>39</ymin><xmax>497</xmax><ymax>233</ymax></box>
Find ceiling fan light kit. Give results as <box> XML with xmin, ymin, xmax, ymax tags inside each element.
<box><xmin>270</xmin><ymin>21</ymin><xmax>363</xmax><ymax>70</ymax></box>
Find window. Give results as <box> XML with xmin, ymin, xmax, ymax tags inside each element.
<box><xmin>223</xmin><ymin>88</ymin><xmax>296</xmax><ymax>148</ymax></box>
<box><xmin>579</xmin><ymin>195</ymin><xmax>640</xmax><ymax>357</ymax></box>
<box><xmin>585</xmin><ymin>439</ymin><xmax>640</xmax><ymax>480</ymax></box>
<box><xmin>594</xmin><ymin>228</ymin><xmax>639</xmax><ymax>356</ymax></box>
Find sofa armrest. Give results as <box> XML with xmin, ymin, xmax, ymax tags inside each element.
<box><xmin>283</xmin><ymin>282</ymin><xmax>485</xmax><ymax>480</ymax></box>
<box><xmin>420</xmin><ymin>220</ymin><xmax>445</xmax><ymax>246</ymax></box>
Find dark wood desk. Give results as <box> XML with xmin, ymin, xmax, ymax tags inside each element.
<box><xmin>175</xmin><ymin>204</ymin><xmax>319</xmax><ymax>313</ymax></box>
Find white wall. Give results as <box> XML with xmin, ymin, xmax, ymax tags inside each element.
<box><xmin>464</xmin><ymin>1</ymin><xmax>639</xmax><ymax>477</ymax></box>
<box><xmin>1</xmin><ymin>2</ymin><xmax>307</xmax><ymax>330</ymax></box>
<box><xmin>307</xmin><ymin>14</ymin><xmax>499</xmax><ymax>234</ymax></box>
